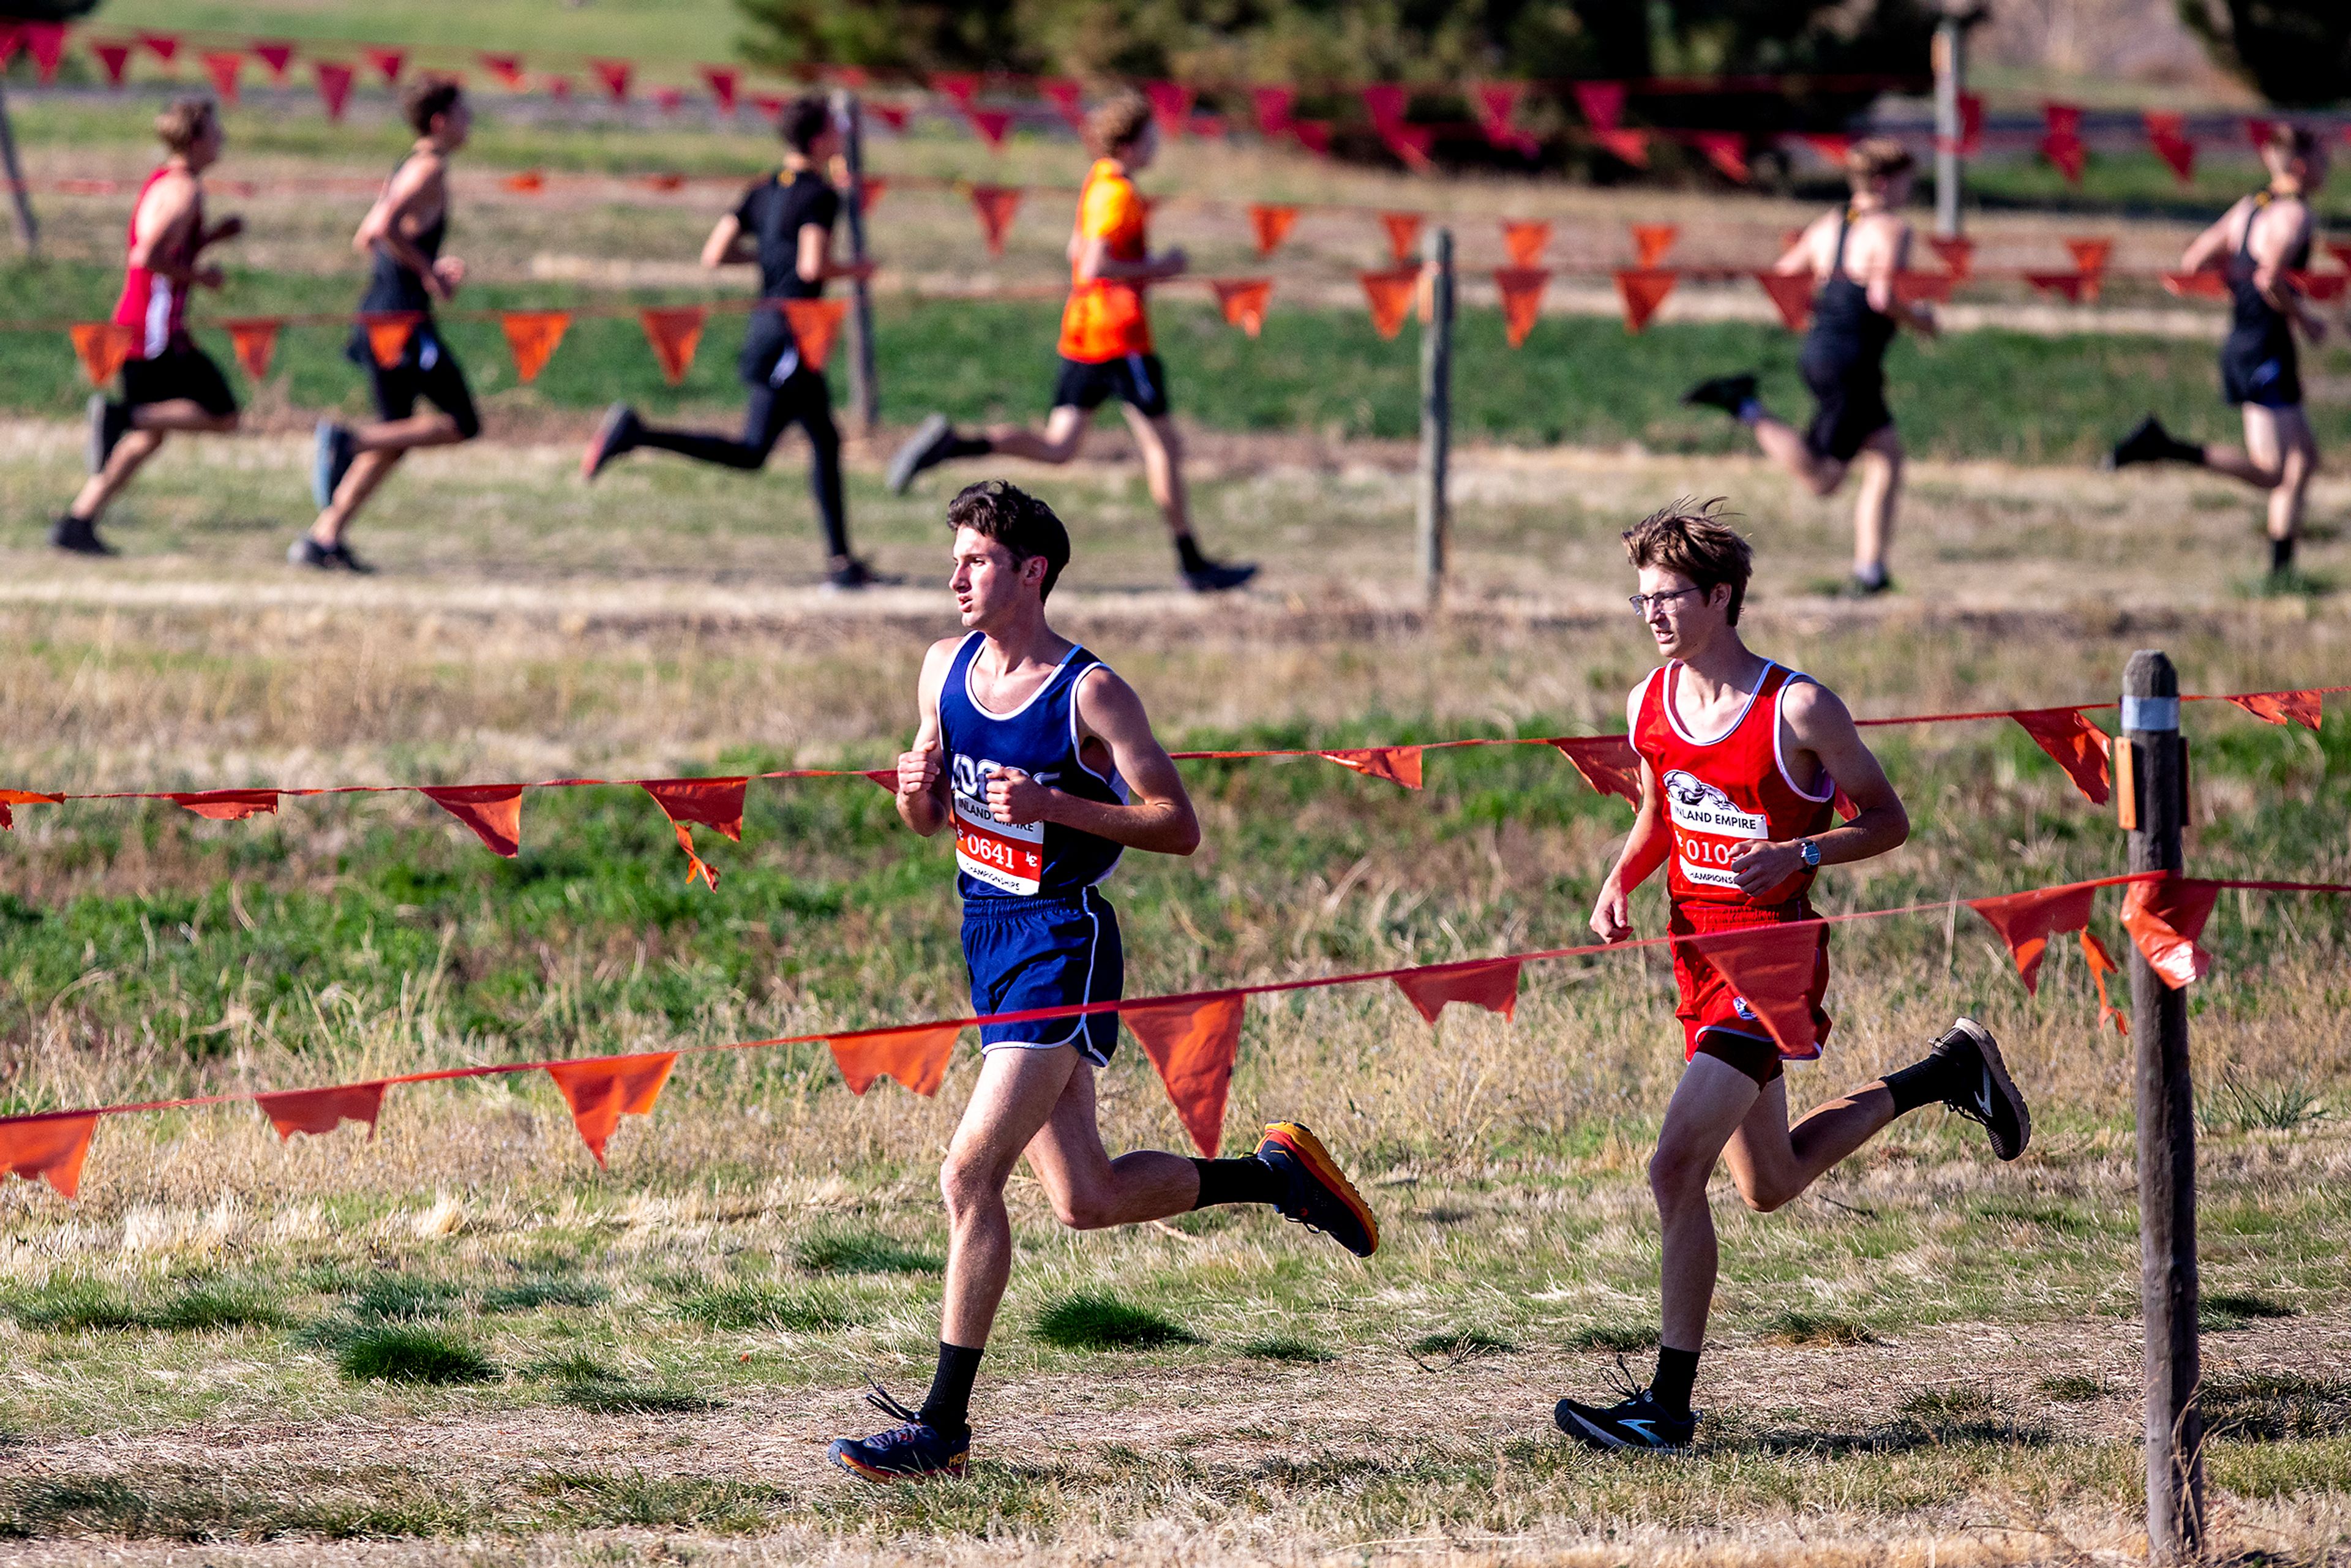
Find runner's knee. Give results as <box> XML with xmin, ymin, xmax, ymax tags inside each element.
<box><xmin>939</xmin><ymin>1142</ymin><xmax>1011</xmax><ymax>1220</ymax></box>
<box><xmin>1647</xmin><ymin>1142</ymin><xmax>1713</xmax><ymax>1208</ymax></box>
<box><xmin>1046</xmin><ymin>1184</ymin><xmax>1119</xmax><ymax>1232</ymax></box>
<box><xmin>1733</xmin><ymin>1171</ymin><xmax>1799</xmax><ymax>1214</ymax></box>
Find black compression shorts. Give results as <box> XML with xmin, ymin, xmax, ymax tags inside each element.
<box><xmin>120</xmin><ymin>342</ymin><xmax>239</xmax><ymax>418</ymax></box>
<box><xmin>2221</xmin><ymin>328</ymin><xmax>2301</xmax><ymax>409</ymax></box>
<box><xmin>1799</xmin><ymin>352</ymin><xmax>1892</xmax><ymax>464</ymax></box>
<box><xmin>348</xmin><ymin>324</ymin><xmax>481</xmax><ymax>440</ymax></box>
<box><xmin>1051</xmin><ymin>352</ymin><xmax>1170</xmax><ymax>419</ymax></box>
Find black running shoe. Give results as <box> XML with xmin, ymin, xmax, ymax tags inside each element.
<box><xmin>1256</xmin><ymin>1121</ymin><xmax>1378</xmax><ymax>1258</ymax></box>
<box><xmin>828</xmin><ymin>1384</ymin><xmax>970</xmax><ymax>1484</ymax></box>
<box><xmin>51</xmin><ymin>513</ymin><xmax>114</xmax><ymax>557</ymax></box>
<box><xmin>287</xmin><ymin>535</ymin><xmax>337</xmax><ymax>570</ymax></box>
<box><xmin>1182</xmin><ymin>560</ymin><xmax>1258</xmax><ymax>594</ymax></box>
<box><xmin>86</xmin><ymin>394</ymin><xmax>129</xmax><ymax>475</ymax></box>
<box><xmin>1681</xmin><ymin>373</ymin><xmax>1758</xmax><ymax>416</ymax></box>
<box><xmin>328</xmin><ymin>541</ymin><xmax>375</xmax><ymax>575</ymax></box>
<box><xmin>822</xmin><ymin>556</ymin><xmax>902</xmax><ymax>593</ymax></box>
<box><xmin>2104</xmin><ymin>415</ymin><xmax>2186</xmax><ymax>471</ymax></box>
<box><xmin>312</xmin><ymin>421</ymin><xmax>356</xmax><ymax>509</ymax></box>
<box><xmin>1926</xmin><ymin>1016</ymin><xmax>2031</xmax><ymax>1161</ymax></box>
<box><xmin>581</xmin><ymin>402</ymin><xmax>639</xmax><ymax>481</ymax></box>
<box><xmin>1841</xmin><ymin>569</ymin><xmax>1894</xmax><ymax>599</ymax></box>
<box><xmin>1556</xmin><ymin>1380</ymin><xmax>1698</xmax><ymax>1454</ymax></box>
<box><xmin>886</xmin><ymin>413</ymin><xmax>954</xmax><ymax>495</ymax></box>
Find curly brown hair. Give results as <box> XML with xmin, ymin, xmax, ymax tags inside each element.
<box><xmin>154</xmin><ymin>97</ymin><xmax>217</xmax><ymax>154</ymax></box>
<box><xmin>948</xmin><ymin>481</ymin><xmax>1071</xmax><ymax>600</ymax></box>
<box><xmin>1084</xmin><ymin>89</ymin><xmax>1153</xmax><ymax>160</ymax></box>
<box><xmin>1622</xmin><ymin>498</ymin><xmax>1753</xmax><ymax>625</ymax></box>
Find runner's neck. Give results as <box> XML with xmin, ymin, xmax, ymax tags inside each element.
<box><xmin>973</xmin><ymin>621</ymin><xmax>1074</xmax><ymax>688</ymax></box>
<box><xmin>1671</xmin><ymin>641</ymin><xmax>1768</xmax><ymax>715</ymax></box>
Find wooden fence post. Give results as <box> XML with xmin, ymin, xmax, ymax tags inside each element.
<box><xmin>831</xmin><ymin>89</ymin><xmax>880</xmax><ymax>437</ymax></box>
<box><xmin>1415</xmin><ymin>225</ymin><xmax>1453</xmax><ymax>612</ymax></box>
<box><xmin>2124</xmin><ymin>648</ymin><xmax>2203</xmax><ymax>1562</ymax></box>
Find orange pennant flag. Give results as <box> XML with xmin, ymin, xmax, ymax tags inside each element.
<box><xmin>2010</xmin><ymin>708</ymin><xmax>2112</xmax><ymax>805</ymax></box>
<box><xmin>780</xmin><ymin>298</ymin><xmax>848</xmax><ymax>372</ymax></box>
<box><xmin>1679</xmin><ymin>922</ymin><xmax>1826</xmax><ymax>1060</ymax></box>
<box><xmin>1360</xmin><ymin>268</ymin><xmax>1419</xmax><ymax>340</ymax></box>
<box><xmin>1124</xmin><ymin>994</ymin><xmax>1244</xmax><ymax>1157</ymax></box>
<box><xmin>1756</xmin><ymin>271</ymin><xmax>1814</xmax><ymax>332</ymax></box>
<box><xmin>1613</xmin><ymin>269</ymin><xmax>1677</xmax><ymax>333</ymax></box>
<box><xmin>545</xmin><ymin>1052</ymin><xmax>678</xmax><ymax>1166</ymax></box>
<box><xmin>1316</xmin><ymin>746</ymin><xmax>1423</xmax><ymax>789</ymax></box>
<box><xmin>0</xmin><ymin>1112</ymin><xmax>99</xmax><ymax>1199</ymax></box>
<box><xmin>0</xmin><ymin>787</ymin><xmax>62</xmax><ymax>833</ymax></box>
<box><xmin>1211</xmin><ymin>278</ymin><xmax>1273</xmax><ymax>338</ymax></box>
<box><xmin>361</xmin><ymin>312</ymin><xmax>419</xmax><ymax>369</ymax></box>
<box><xmin>1927</xmin><ymin>235</ymin><xmax>1974</xmax><ymax>279</ymax></box>
<box><xmin>2026</xmin><ymin>272</ymin><xmax>2089</xmax><ymax>304</ymax></box>
<box><xmin>2162</xmin><ymin>271</ymin><xmax>2228</xmax><ymax>301</ymax></box>
<box><xmin>257</xmin><ymin>1081</ymin><xmax>388</xmax><ymax>1141</ymax></box>
<box><xmin>1379</xmin><ymin>211</ymin><xmax>1423</xmax><ymax>264</ymax></box>
<box><xmin>858</xmin><ymin>174</ymin><xmax>888</xmax><ymax>214</ymax></box>
<box><xmin>2080</xmin><ymin>929</ymin><xmax>2128</xmax><ymax>1035</ymax></box>
<box><xmin>828</xmin><ymin>1022</ymin><xmax>960</xmax><ymax>1098</ymax></box>
<box><xmin>1892</xmin><ymin>272</ymin><xmax>1957</xmax><ymax>306</ymax></box>
<box><xmin>1630</xmin><ymin>223</ymin><xmax>1678</xmax><ymax>268</ymax></box>
<box><xmin>639</xmin><ymin>307</ymin><xmax>707</xmax><ymax>386</ymax></box>
<box><xmin>969</xmin><ymin>184</ymin><xmax>1022</xmax><ymax>256</ymax></box>
<box><xmin>69</xmin><ymin>322</ymin><xmax>134</xmax><ymax>388</ymax></box>
<box><xmin>220</xmin><ymin>318</ymin><xmax>280</xmax><ymax>381</ymax></box>
<box><xmin>168</xmin><ymin>789</ymin><xmax>279</xmax><ymax>821</ymax></box>
<box><xmin>1392</xmin><ymin>958</ymin><xmax>1521</xmax><ymax>1025</ymax></box>
<box><xmin>1493</xmin><ymin>268</ymin><xmax>1549</xmax><ymax>348</ymax></box>
<box><xmin>2119</xmin><ymin>877</ymin><xmax>2219</xmax><ymax>991</ymax></box>
<box><xmin>499</xmin><ymin>310</ymin><xmax>570</xmax><ymax>383</ymax></box>
<box><xmin>640</xmin><ymin>776</ymin><xmax>748</xmax><ymax>891</ymax></box>
<box><xmin>1250</xmin><ymin>203</ymin><xmax>1299</xmax><ymax>257</ymax></box>
<box><xmin>2225</xmin><ymin>689</ymin><xmax>2323</xmax><ymax>730</ymax></box>
<box><xmin>503</xmin><ymin>170</ymin><xmax>546</xmax><ymax>195</ymax></box>
<box><xmin>1967</xmin><ymin>882</ymin><xmax>2097</xmax><ymax>996</ymax></box>
<box><xmin>1550</xmin><ymin>736</ymin><xmax>1642</xmax><ymax>804</ymax></box>
<box><xmin>419</xmin><ymin>784</ymin><xmax>523</xmax><ymax>858</ymax></box>
<box><xmin>2064</xmin><ymin>238</ymin><xmax>2112</xmax><ymax>276</ymax></box>
<box><xmin>1502</xmin><ymin>220</ymin><xmax>1551</xmax><ymax>267</ymax></box>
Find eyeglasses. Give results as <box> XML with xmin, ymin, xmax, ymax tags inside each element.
<box><xmin>1628</xmin><ymin>587</ymin><xmax>1704</xmax><ymax>615</ymax></box>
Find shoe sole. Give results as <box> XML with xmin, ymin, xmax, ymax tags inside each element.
<box><xmin>582</xmin><ymin>403</ymin><xmax>630</xmax><ymax>481</ymax></box>
<box><xmin>1949</xmin><ymin>1015</ymin><xmax>2030</xmax><ymax>1160</ymax></box>
<box><xmin>887</xmin><ymin>413</ymin><xmax>948</xmax><ymax>495</ymax></box>
<box><xmin>829</xmin><ymin>1447</ymin><xmax>968</xmax><ymax>1485</ymax></box>
<box><xmin>1555</xmin><ymin>1402</ymin><xmax>1692</xmax><ymax>1454</ymax></box>
<box><xmin>1261</xmin><ymin>1121</ymin><xmax>1379</xmax><ymax>1257</ymax></box>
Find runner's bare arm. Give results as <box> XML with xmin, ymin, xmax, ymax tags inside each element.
<box><xmin>1863</xmin><ymin>219</ymin><xmax>1937</xmax><ymax>338</ymax></box>
<box><xmin>1773</xmin><ymin>215</ymin><xmax>1826</xmax><ymax>277</ymax></box>
<box><xmin>1590</xmin><ymin>683</ymin><xmax>1671</xmax><ymax>942</ymax></box>
<box><xmin>794</xmin><ymin>220</ymin><xmax>868</xmax><ymax>283</ymax></box>
<box><xmin>2178</xmin><ymin>201</ymin><xmax>2244</xmax><ymax>274</ymax></box>
<box><xmin>1725</xmin><ymin>683</ymin><xmax>1907</xmax><ymax>896</ymax></box>
<box><xmin>699</xmin><ymin>214</ymin><xmax>752</xmax><ymax>268</ymax></box>
<box><xmin>1073</xmin><ymin>234</ymin><xmax>1187</xmax><ymax>285</ymax></box>
<box><xmin>354</xmin><ymin>156</ymin><xmax>452</xmax><ymax>298</ymax></box>
<box><xmin>895</xmin><ymin>637</ymin><xmax>959</xmax><ymax>838</ymax></box>
<box><xmin>987</xmin><ymin>669</ymin><xmax>1199</xmax><ymax>856</ymax></box>
<box><xmin>2248</xmin><ymin>201</ymin><xmax>2326</xmax><ymax>340</ymax></box>
<box><xmin>127</xmin><ymin>175</ymin><xmax>206</xmax><ymax>285</ymax></box>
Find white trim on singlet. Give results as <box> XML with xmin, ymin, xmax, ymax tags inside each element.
<box><xmin>1663</xmin><ymin>659</ymin><xmax>1775</xmax><ymax>748</ymax></box>
<box><xmin>1065</xmin><ymin>661</ymin><xmax>1129</xmax><ymax>799</ymax></box>
<box><xmin>963</xmin><ymin>634</ymin><xmax>1084</xmax><ymax>721</ymax></box>
<box><xmin>142</xmin><ymin>278</ymin><xmax>174</xmax><ymax>359</ymax></box>
<box><xmin>1772</xmin><ymin>672</ymin><xmax>1837</xmax><ymax>803</ymax></box>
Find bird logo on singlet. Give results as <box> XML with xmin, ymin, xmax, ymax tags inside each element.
<box><xmin>1661</xmin><ymin>769</ymin><xmax>1769</xmax><ymax>892</ymax></box>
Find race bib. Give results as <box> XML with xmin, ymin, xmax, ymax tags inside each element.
<box><xmin>1661</xmin><ymin>768</ymin><xmax>1768</xmax><ymax>891</ymax></box>
<box><xmin>951</xmin><ymin>758</ymin><xmax>1043</xmax><ymax>895</ymax></box>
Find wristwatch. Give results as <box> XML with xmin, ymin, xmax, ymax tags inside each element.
<box><xmin>1797</xmin><ymin>838</ymin><xmax>1821</xmax><ymax>869</ymax></box>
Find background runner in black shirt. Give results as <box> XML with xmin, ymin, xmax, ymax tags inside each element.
<box><xmin>580</xmin><ymin>97</ymin><xmax>882</xmax><ymax>590</ymax></box>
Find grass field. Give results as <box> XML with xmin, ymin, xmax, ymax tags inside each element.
<box><xmin>0</xmin><ymin>424</ymin><xmax>2347</xmax><ymax>1562</ymax></box>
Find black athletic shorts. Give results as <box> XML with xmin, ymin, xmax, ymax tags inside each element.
<box><xmin>1798</xmin><ymin>350</ymin><xmax>1892</xmax><ymax>464</ymax></box>
<box><xmin>2221</xmin><ymin>327</ymin><xmax>2301</xmax><ymax>409</ymax></box>
<box><xmin>1051</xmin><ymin>352</ymin><xmax>1170</xmax><ymax>419</ymax></box>
<box><xmin>120</xmin><ymin>341</ymin><xmax>238</xmax><ymax>418</ymax></box>
<box><xmin>347</xmin><ymin>324</ymin><xmax>481</xmax><ymax>440</ymax></box>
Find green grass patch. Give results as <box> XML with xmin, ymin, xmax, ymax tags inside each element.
<box><xmin>1562</xmin><ymin>1322</ymin><xmax>1660</xmax><ymax>1354</ymax></box>
<box><xmin>2201</xmin><ymin>1291</ymin><xmax>2299</xmax><ymax>1332</ymax></box>
<box><xmin>1757</xmin><ymin>1311</ymin><xmax>1880</xmax><ymax>1348</ymax></box>
<box><xmin>794</xmin><ymin>1228</ymin><xmax>943</xmax><ymax>1277</ymax></box>
<box><xmin>673</xmin><ymin>1285</ymin><xmax>857</xmax><ymax>1333</ymax></box>
<box><xmin>479</xmin><ymin>1278</ymin><xmax>611</xmax><ymax>1313</ymax></box>
<box><xmin>9</xmin><ymin>1281</ymin><xmax>282</xmax><ymax>1333</ymax></box>
<box><xmin>557</xmin><ymin>1382</ymin><xmax>722</xmax><ymax>1416</ymax></box>
<box><xmin>350</xmin><ymin>1275</ymin><xmax>460</xmax><ymax>1322</ymax></box>
<box><xmin>2037</xmin><ymin>1374</ymin><xmax>2110</xmax><ymax>1402</ymax></box>
<box><xmin>336</xmin><ymin>1326</ymin><xmax>498</xmax><ymax>1385</ymax></box>
<box><xmin>1241</xmin><ymin>1334</ymin><xmax>1337</xmax><ymax>1364</ymax></box>
<box><xmin>2203</xmin><ymin>1373</ymin><xmax>2351</xmax><ymax>1442</ymax></box>
<box><xmin>1900</xmin><ymin>1384</ymin><xmax>1998</xmax><ymax>1421</ymax></box>
<box><xmin>1408</xmin><ymin>1329</ymin><xmax>1518</xmax><ymax>1361</ymax></box>
<box><xmin>1032</xmin><ymin>1292</ymin><xmax>1201</xmax><ymax>1352</ymax></box>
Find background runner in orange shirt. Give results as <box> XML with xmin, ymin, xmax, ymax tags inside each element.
<box><xmin>885</xmin><ymin>91</ymin><xmax>1254</xmax><ymax>594</ymax></box>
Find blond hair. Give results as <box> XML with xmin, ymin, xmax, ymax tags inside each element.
<box><xmin>1622</xmin><ymin>498</ymin><xmax>1754</xmax><ymax>624</ymax></box>
<box><xmin>154</xmin><ymin>97</ymin><xmax>217</xmax><ymax>154</ymax></box>
<box><xmin>1084</xmin><ymin>89</ymin><xmax>1153</xmax><ymax>159</ymax></box>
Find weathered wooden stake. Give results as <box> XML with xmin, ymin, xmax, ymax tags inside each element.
<box><xmin>0</xmin><ymin>82</ymin><xmax>39</xmax><ymax>254</ymax></box>
<box><xmin>1932</xmin><ymin>12</ymin><xmax>1968</xmax><ymax>239</ymax></box>
<box><xmin>2124</xmin><ymin>648</ymin><xmax>2203</xmax><ymax>1562</ymax></box>
<box><xmin>1415</xmin><ymin>225</ymin><xmax>1453</xmax><ymax>611</ymax></box>
<box><xmin>831</xmin><ymin>90</ymin><xmax>879</xmax><ymax>437</ymax></box>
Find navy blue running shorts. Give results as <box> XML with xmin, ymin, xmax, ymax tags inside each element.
<box><xmin>962</xmin><ymin>888</ymin><xmax>1123</xmax><ymax>1068</ymax></box>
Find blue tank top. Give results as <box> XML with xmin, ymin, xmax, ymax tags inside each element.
<box><xmin>938</xmin><ymin>632</ymin><xmax>1127</xmax><ymax>901</ymax></box>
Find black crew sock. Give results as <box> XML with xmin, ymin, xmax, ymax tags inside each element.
<box><xmin>1651</xmin><ymin>1345</ymin><xmax>1701</xmax><ymax>1417</ymax></box>
<box><xmin>942</xmin><ymin>431</ymin><xmax>993</xmax><ymax>460</ymax></box>
<box><xmin>1174</xmin><ymin>534</ymin><xmax>1210</xmax><ymax>575</ymax></box>
<box><xmin>1882</xmin><ymin>1051</ymin><xmax>1952</xmax><ymax>1116</ymax></box>
<box><xmin>916</xmin><ymin>1341</ymin><xmax>983</xmax><ymax>1437</ymax></box>
<box><xmin>2271</xmin><ymin>535</ymin><xmax>2295</xmax><ymax>576</ymax></box>
<box><xmin>1191</xmin><ymin>1155</ymin><xmax>1284</xmax><ymax>1209</ymax></box>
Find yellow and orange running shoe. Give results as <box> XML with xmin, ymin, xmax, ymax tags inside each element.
<box><xmin>1256</xmin><ymin>1121</ymin><xmax>1378</xmax><ymax>1258</ymax></box>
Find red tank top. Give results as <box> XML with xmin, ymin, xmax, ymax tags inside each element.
<box><xmin>111</xmin><ymin>166</ymin><xmax>201</xmax><ymax>360</ymax></box>
<box><xmin>1633</xmin><ymin>659</ymin><xmax>1836</xmax><ymax>910</ymax></box>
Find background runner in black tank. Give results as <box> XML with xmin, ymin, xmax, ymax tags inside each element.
<box><xmin>579</xmin><ymin>97</ymin><xmax>887</xmax><ymax>592</ymax></box>
<box><xmin>2106</xmin><ymin>124</ymin><xmax>2330</xmax><ymax>582</ymax></box>
<box><xmin>295</xmin><ymin>75</ymin><xmax>479</xmax><ymax>573</ymax></box>
<box><xmin>1679</xmin><ymin>138</ymin><xmax>1939</xmax><ymax>598</ymax></box>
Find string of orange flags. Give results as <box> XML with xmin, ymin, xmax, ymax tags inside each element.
<box><xmin>0</xmin><ymin>688</ymin><xmax>2337</xmax><ymax>888</ymax></box>
<box><xmin>3</xmin><ymin>869</ymin><xmax>2342</xmax><ymax>1201</ymax></box>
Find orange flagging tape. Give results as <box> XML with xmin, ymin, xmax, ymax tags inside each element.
<box><xmin>7</xmin><ymin>871</ymin><xmax>2342</xmax><ymax>1197</ymax></box>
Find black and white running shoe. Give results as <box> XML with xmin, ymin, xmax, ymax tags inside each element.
<box><xmin>1556</xmin><ymin>1363</ymin><xmax>1697</xmax><ymax>1453</ymax></box>
<box><xmin>886</xmin><ymin>413</ymin><xmax>954</xmax><ymax>495</ymax></box>
<box><xmin>1928</xmin><ymin>1016</ymin><xmax>2031</xmax><ymax>1161</ymax></box>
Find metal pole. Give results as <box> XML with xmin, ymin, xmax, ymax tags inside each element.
<box><xmin>2124</xmin><ymin>648</ymin><xmax>2202</xmax><ymax>1563</ymax></box>
<box><xmin>1415</xmin><ymin>226</ymin><xmax>1453</xmax><ymax>612</ymax></box>
<box><xmin>831</xmin><ymin>89</ymin><xmax>879</xmax><ymax>438</ymax></box>
<box><xmin>1932</xmin><ymin>15</ymin><xmax>1963</xmax><ymax>239</ymax></box>
<box><xmin>0</xmin><ymin>81</ymin><xmax>40</xmax><ymax>255</ymax></box>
